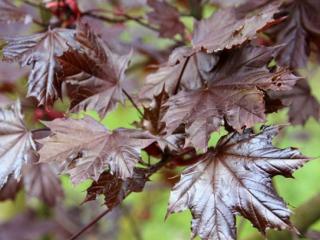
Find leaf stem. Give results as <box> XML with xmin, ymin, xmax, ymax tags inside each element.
<box><xmin>173</xmin><ymin>56</ymin><xmax>191</xmax><ymax>94</ymax></box>
<box><xmin>122</xmin><ymin>89</ymin><xmax>143</xmax><ymax>117</ymax></box>
<box><xmin>69</xmin><ymin>155</ymin><xmax>170</xmax><ymax>240</ymax></box>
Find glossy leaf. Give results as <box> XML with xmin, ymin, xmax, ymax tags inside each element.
<box><xmin>38</xmin><ymin>116</ymin><xmax>156</xmax><ymax>184</ymax></box>
<box><xmin>167</xmin><ymin>126</ymin><xmax>309</xmax><ymax>240</ymax></box>
<box><xmin>0</xmin><ymin>101</ymin><xmax>36</xmax><ymax>188</ymax></box>
<box><xmin>2</xmin><ymin>28</ymin><xmax>79</xmax><ymax>105</ymax></box>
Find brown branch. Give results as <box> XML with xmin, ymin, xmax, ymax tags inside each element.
<box><xmin>188</xmin><ymin>0</ymin><xmax>203</xmax><ymax>20</ymax></box>
<box><xmin>68</xmin><ymin>208</ymin><xmax>112</xmax><ymax>240</ymax></box>
<box><xmin>68</xmin><ymin>155</ymin><xmax>170</xmax><ymax>240</ymax></box>
<box><xmin>244</xmin><ymin>192</ymin><xmax>320</xmax><ymax>240</ymax></box>
<box><xmin>122</xmin><ymin>89</ymin><xmax>143</xmax><ymax>117</ymax></box>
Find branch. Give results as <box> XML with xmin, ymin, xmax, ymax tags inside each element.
<box><xmin>188</xmin><ymin>0</ymin><xmax>203</xmax><ymax>20</ymax></box>
<box><xmin>122</xmin><ymin>89</ymin><xmax>143</xmax><ymax>117</ymax></box>
<box><xmin>244</xmin><ymin>192</ymin><xmax>320</xmax><ymax>240</ymax></box>
<box><xmin>68</xmin><ymin>154</ymin><xmax>170</xmax><ymax>240</ymax></box>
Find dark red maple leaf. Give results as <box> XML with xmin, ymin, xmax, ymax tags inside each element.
<box><xmin>84</xmin><ymin>168</ymin><xmax>149</xmax><ymax>208</ymax></box>
<box><xmin>57</xmin><ymin>23</ymin><xmax>131</xmax><ymax>118</ymax></box>
<box><xmin>2</xmin><ymin>28</ymin><xmax>80</xmax><ymax>105</ymax></box>
<box><xmin>267</xmin><ymin>0</ymin><xmax>320</xmax><ymax>68</ymax></box>
<box><xmin>38</xmin><ymin>116</ymin><xmax>157</xmax><ymax>184</ymax></box>
<box><xmin>167</xmin><ymin>126</ymin><xmax>309</xmax><ymax>240</ymax></box>
<box><xmin>163</xmin><ymin>44</ymin><xmax>299</xmax><ymax>150</ymax></box>
<box><xmin>192</xmin><ymin>2</ymin><xmax>281</xmax><ymax>53</ymax></box>
<box><xmin>268</xmin><ymin>79</ymin><xmax>320</xmax><ymax>125</ymax></box>
<box><xmin>0</xmin><ymin>101</ymin><xmax>36</xmax><ymax>188</ymax></box>
<box><xmin>147</xmin><ymin>0</ymin><xmax>185</xmax><ymax>38</ymax></box>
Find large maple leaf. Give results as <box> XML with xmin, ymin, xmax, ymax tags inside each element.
<box><xmin>2</xmin><ymin>28</ymin><xmax>79</xmax><ymax>105</ymax></box>
<box><xmin>57</xmin><ymin>24</ymin><xmax>131</xmax><ymax>118</ymax></box>
<box><xmin>192</xmin><ymin>2</ymin><xmax>281</xmax><ymax>53</ymax></box>
<box><xmin>38</xmin><ymin>116</ymin><xmax>156</xmax><ymax>184</ymax></box>
<box><xmin>0</xmin><ymin>101</ymin><xmax>36</xmax><ymax>188</ymax></box>
<box><xmin>167</xmin><ymin>126</ymin><xmax>309</xmax><ymax>240</ymax></box>
<box><xmin>268</xmin><ymin>0</ymin><xmax>320</xmax><ymax>68</ymax></box>
<box><xmin>163</xmin><ymin>44</ymin><xmax>299</xmax><ymax>150</ymax></box>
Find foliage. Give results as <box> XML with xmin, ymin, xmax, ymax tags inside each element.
<box><xmin>0</xmin><ymin>0</ymin><xmax>319</xmax><ymax>239</ymax></box>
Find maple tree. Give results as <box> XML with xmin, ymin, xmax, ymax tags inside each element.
<box><xmin>0</xmin><ymin>0</ymin><xmax>319</xmax><ymax>240</ymax></box>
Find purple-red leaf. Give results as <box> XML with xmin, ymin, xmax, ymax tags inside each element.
<box><xmin>163</xmin><ymin>45</ymin><xmax>299</xmax><ymax>150</ymax></box>
<box><xmin>192</xmin><ymin>2</ymin><xmax>281</xmax><ymax>53</ymax></box>
<box><xmin>268</xmin><ymin>0</ymin><xmax>320</xmax><ymax>68</ymax></box>
<box><xmin>58</xmin><ymin>24</ymin><xmax>131</xmax><ymax>118</ymax></box>
<box><xmin>268</xmin><ymin>79</ymin><xmax>320</xmax><ymax>125</ymax></box>
<box><xmin>84</xmin><ymin>168</ymin><xmax>149</xmax><ymax>208</ymax></box>
<box><xmin>2</xmin><ymin>28</ymin><xmax>79</xmax><ymax>105</ymax></box>
<box><xmin>147</xmin><ymin>0</ymin><xmax>185</xmax><ymax>38</ymax></box>
<box><xmin>38</xmin><ymin>116</ymin><xmax>156</xmax><ymax>184</ymax></box>
<box><xmin>168</xmin><ymin>126</ymin><xmax>309</xmax><ymax>240</ymax></box>
<box><xmin>0</xmin><ymin>101</ymin><xmax>36</xmax><ymax>188</ymax></box>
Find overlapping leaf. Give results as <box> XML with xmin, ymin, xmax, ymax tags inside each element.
<box><xmin>268</xmin><ymin>79</ymin><xmax>320</xmax><ymax>125</ymax></box>
<box><xmin>192</xmin><ymin>2</ymin><xmax>281</xmax><ymax>53</ymax></box>
<box><xmin>140</xmin><ymin>46</ymin><xmax>218</xmax><ymax>100</ymax></box>
<box><xmin>167</xmin><ymin>126</ymin><xmax>309</xmax><ymax>240</ymax></box>
<box><xmin>0</xmin><ymin>101</ymin><xmax>36</xmax><ymax>188</ymax></box>
<box><xmin>163</xmin><ymin>44</ymin><xmax>299</xmax><ymax>150</ymax></box>
<box><xmin>84</xmin><ymin>168</ymin><xmax>149</xmax><ymax>208</ymax></box>
<box><xmin>268</xmin><ymin>0</ymin><xmax>320</xmax><ymax>68</ymax></box>
<box><xmin>2</xmin><ymin>28</ymin><xmax>79</xmax><ymax>105</ymax></box>
<box><xmin>58</xmin><ymin>24</ymin><xmax>131</xmax><ymax>118</ymax></box>
<box><xmin>0</xmin><ymin>0</ymin><xmax>32</xmax><ymax>24</ymax></box>
<box><xmin>38</xmin><ymin>116</ymin><xmax>157</xmax><ymax>184</ymax></box>
<box><xmin>147</xmin><ymin>0</ymin><xmax>185</xmax><ymax>38</ymax></box>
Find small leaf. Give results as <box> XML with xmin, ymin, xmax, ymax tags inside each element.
<box><xmin>84</xmin><ymin>168</ymin><xmax>149</xmax><ymax>208</ymax></box>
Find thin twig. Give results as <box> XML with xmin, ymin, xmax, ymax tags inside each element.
<box><xmin>69</xmin><ymin>155</ymin><xmax>169</xmax><ymax>240</ymax></box>
<box><xmin>122</xmin><ymin>89</ymin><xmax>143</xmax><ymax>117</ymax></box>
<box><xmin>68</xmin><ymin>208</ymin><xmax>111</xmax><ymax>240</ymax></box>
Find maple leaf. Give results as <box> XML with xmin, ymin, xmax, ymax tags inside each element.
<box><xmin>140</xmin><ymin>47</ymin><xmax>219</xmax><ymax>100</ymax></box>
<box><xmin>23</xmin><ymin>162</ymin><xmax>64</xmax><ymax>206</ymax></box>
<box><xmin>192</xmin><ymin>2</ymin><xmax>281</xmax><ymax>53</ymax></box>
<box><xmin>163</xmin><ymin>44</ymin><xmax>299</xmax><ymax>150</ymax></box>
<box><xmin>167</xmin><ymin>126</ymin><xmax>309</xmax><ymax>240</ymax></box>
<box><xmin>38</xmin><ymin>116</ymin><xmax>156</xmax><ymax>184</ymax></box>
<box><xmin>268</xmin><ymin>79</ymin><xmax>320</xmax><ymax>125</ymax></box>
<box><xmin>0</xmin><ymin>0</ymin><xmax>32</xmax><ymax>24</ymax></box>
<box><xmin>2</xmin><ymin>28</ymin><xmax>79</xmax><ymax>105</ymax></box>
<box><xmin>147</xmin><ymin>0</ymin><xmax>185</xmax><ymax>38</ymax></box>
<box><xmin>0</xmin><ymin>175</ymin><xmax>22</xmax><ymax>201</ymax></box>
<box><xmin>267</xmin><ymin>0</ymin><xmax>320</xmax><ymax>69</ymax></box>
<box><xmin>0</xmin><ymin>101</ymin><xmax>36</xmax><ymax>188</ymax></box>
<box><xmin>84</xmin><ymin>168</ymin><xmax>149</xmax><ymax>208</ymax></box>
<box><xmin>57</xmin><ymin>24</ymin><xmax>131</xmax><ymax>118</ymax></box>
